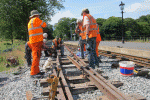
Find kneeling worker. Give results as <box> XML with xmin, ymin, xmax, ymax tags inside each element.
<box><xmin>25</xmin><ymin>41</ymin><xmax>32</xmax><ymax>67</ymax></box>
<box><xmin>28</xmin><ymin>10</ymin><xmax>47</xmax><ymax>78</ymax></box>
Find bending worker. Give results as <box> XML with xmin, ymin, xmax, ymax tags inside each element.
<box><xmin>96</xmin><ymin>24</ymin><xmax>102</xmax><ymax>61</ymax></box>
<box><xmin>75</xmin><ymin>19</ymin><xmax>86</xmax><ymax>59</ymax></box>
<box><xmin>52</xmin><ymin>37</ymin><xmax>64</xmax><ymax>56</ymax></box>
<box><xmin>28</xmin><ymin>10</ymin><xmax>47</xmax><ymax>77</ymax></box>
<box><xmin>81</xmin><ymin>8</ymin><xmax>99</xmax><ymax>69</ymax></box>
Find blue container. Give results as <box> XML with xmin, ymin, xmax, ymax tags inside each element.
<box><xmin>119</xmin><ymin>61</ymin><xmax>135</xmax><ymax>76</ymax></box>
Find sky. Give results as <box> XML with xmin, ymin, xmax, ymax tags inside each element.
<box><xmin>49</xmin><ymin>0</ymin><xmax>150</xmax><ymax>25</ymax></box>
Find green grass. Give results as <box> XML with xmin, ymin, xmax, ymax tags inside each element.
<box><xmin>0</xmin><ymin>39</ymin><xmax>26</xmax><ymax>72</ymax></box>
<box><xmin>0</xmin><ymin>39</ymin><xmax>26</xmax><ymax>53</ymax></box>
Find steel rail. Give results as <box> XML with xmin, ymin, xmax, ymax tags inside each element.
<box><xmin>65</xmin><ymin>44</ymin><xmax>132</xmax><ymax>100</ymax></box>
<box><xmin>56</xmin><ymin>54</ymin><xmax>74</xmax><ymax>100</ymax></box>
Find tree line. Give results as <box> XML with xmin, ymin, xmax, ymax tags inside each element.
<box><xmin>53</xmin><ymin>15</ymin><xmax>150</xmax><ymax>41</ymax></box>
<box><xmin>0</xmin><ymin>0</ymin><xmax>150</xmax><ymax>42</ymax></box>
<box><xmin>0</xmin><ymin>0</ymin><xmax>64</xmax><ymax>44</ymax></box>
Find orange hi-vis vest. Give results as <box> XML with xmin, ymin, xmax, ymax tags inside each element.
<box><xmin>83</xmin><ymin>14</ymin><xmax>98</xmax><ymax>38</ymax></box>
<box><xmin>96</xmin><ymin>24</ymin><xmax>102</xmax><ymax>42</ymax></box>
<box><xmin>53</xmin><ymin>39</ymin><xmax>57</xmax><ymax>47</ymax></box>
<box><xmin>28</xmin><ymin>17</ymin><xmax>46</xmax><ymax>44</ymax></box>
<box><xmin>79</xmin><ymin>25</ymin><xmax>86</xmax><ymax>40</ymax></box>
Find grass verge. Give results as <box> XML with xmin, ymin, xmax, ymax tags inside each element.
<box><xmin>0</xmin><ymin>40</ymin><xmax>26</xmax><ymax>73</ymax></box>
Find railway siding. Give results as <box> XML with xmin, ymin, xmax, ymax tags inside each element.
<box><xmin>64</xmin><ymin>41</ymin><xmax>150</xmax><ymax>58</ymax></box>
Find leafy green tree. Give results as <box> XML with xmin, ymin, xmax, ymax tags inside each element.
<box><xmin>96</xmin><ymin>18</ymin><xmax>106</xmax><ymax>27</ymax></box>
<box><xmin>100</xmin><ymin>16</ymin><xmax>122</xmax><ymax>40</ymax></box>
<box><xmin>124</xmin><ymin>18</ymin><xmax>141</xmax><ymax>39</ymax></box>
<box><xmin>53</xmin><ymin>17</ymin><xmax>77</xmax><ymax>40</ymax></box>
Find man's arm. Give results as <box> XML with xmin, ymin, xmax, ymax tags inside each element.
<box><xmin>86</xmin><ymin>24</ymin><xmax>90</xmax><ymax>35</ymax></box>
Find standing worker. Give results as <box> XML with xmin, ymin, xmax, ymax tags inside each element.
<box><xmin>96</xmin><ymin>24</ymin><xmax>102</xmax><ymax>61</ymax></box>
<box><xmin>81</xmin><ymin>8</ymin><xmax>99</xmax><ymax>69</ymax></box>
<box><xmin>75</xmin><ymin>19</ymin><xmax>86</xmax><ymax>59</ymax></box>
<box><xmin>28</xmin><ymin>10</ymin><xmax>47</xmax><ymax>77</ymax></box>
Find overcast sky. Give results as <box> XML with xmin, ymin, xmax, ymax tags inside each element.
<box><xmin>49</xmin><ymin>0</ymin><xmax>150</xmax><ymax>25</ymax></box>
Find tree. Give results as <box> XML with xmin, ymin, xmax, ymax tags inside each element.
<box><xmin>0</xmin><ymin>0</ymin><xmax>64</xmax><ymax>43</ymax></box>
<box><xmin>124</xmin><ymin>18</ymin><xmax>141</xmax><ymax>39</ymax></box>
<box><xmin>96</xmin><ymin>18</ymin><xmax>106</xmax><ymax>27</ymax></box>
<box><xmin>100</xmin><ymin>16</ymin><xmax>122</xmax><ymax>40</ymax></box>
<box><xmin>53</xmin><ymin>17</ymin><xmax>77</xmax><ymax>40</ymax></box>
<box><xmin>43</xmin><ymin>24</ymin><xmax>54</xmax><ymax>39</ymax></box>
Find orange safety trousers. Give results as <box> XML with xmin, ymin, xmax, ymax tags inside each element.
<box><xmin>30</xmin><ymin>41</ymin><xmax>43</xmax><ymax>75</ymax></box>
<box><xmin>96</xmin><ymin>41</ymin><xmax>100</xmax><ymax>57</ymax></box>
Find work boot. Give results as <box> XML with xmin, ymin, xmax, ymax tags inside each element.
<box><xmin>37</xmin><ymin>72</ymin><xmax>45</xmax><ymax>75</ymax></box>
<box><xmin>30</xmin><ymin>72</ymin><xmax>45</xmax><ymax>78</ymax></box>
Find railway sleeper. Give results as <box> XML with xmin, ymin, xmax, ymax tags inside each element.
<box><xmin>69</xmin><ymin>82</ymin><xmax>97</xmax><ymax>95</ymax></box>
<box><xmin>64</xmin><ymin>68</ymin><xmax>82</xmax><ymax>76</ymax></box>
<box><xmin>108</xmin><ymin>80</ymin><xmax>124</xmax><ymax>88</ymax></box>
<box><xmin>61</xmin><ymin>64</ymin><xmax>76</xmax><ymax>69</ymax></box>
<box><xmin>61</xmin><ymin>60</ymin><xmax>72</xmax><ymax>65</ymax></box>
<box><xmin>66</xmin><ymin>76</ymin><xmax>89</xmax><ymax>84</ymax></box>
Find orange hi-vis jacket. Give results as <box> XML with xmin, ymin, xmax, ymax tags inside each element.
<box><xmin>83</xmin><ymin>14</ymin><xmax>98</xmax><ymax>38</ymax></box>
<box><xmin>79</xmin><ymin>25</ymin><xmax>86</xmax><ymax>40</ymax></box>
<box><xmin>53</xmin><ymin>39</ymin><xmax>57</xmax><ymax>47</ymax></box>
<box><xmin>28</xmin><ymin>17</ymin><xmax>47</xmax><ymax>44</ymax></box>
<box><xmin>96</xmin><ymin>24</ymin><xmax>102</xmax><ymax>42</ymax></box>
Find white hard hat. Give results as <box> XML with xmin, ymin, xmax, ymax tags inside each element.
<box><xmin>43</xmin><ymin>39</ymin><xmax>47</xmax><ymax>43</ymax></box>
<box><xmin>43</xmin><ymin>33</ymin><xmax>48</xmax><ymax>38</ymax></box>
<box><xmin>76</xmin><ymin>19</ymin><xmax>82</xmax><ymax>23</ymax></box>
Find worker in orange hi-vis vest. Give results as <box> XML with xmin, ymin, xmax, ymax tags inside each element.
<box><xmin>28</xmin><ymin>10</ymin><xmax>47</xmax><ymax>77</ymax></box>
<box><xmin>52</xmin><ymin>37</ymin><xmax>58</xmax><ymax>50</ymax></box>
<box><xmin>75</xmin><ymin>19</ymin><xmax>86</xmax><ymax>59</ymax></box>
<box><xmin>96</xmin><ymin>24</ymin><xmax>101</xmax><ymax>57</ymax></box>
<box><xmin>81</xmin><ymin>8</ymin><xmax>99</xmax><ymax>69</ymax></box>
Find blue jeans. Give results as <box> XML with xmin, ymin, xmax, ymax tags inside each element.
<box><xmin>87</xmin><ymin>37</ymin><xmax>99</xmax><ymax>68</ymax></box>
<box><xmin>80</xmin><ymin>39</ymin><xmax>86</xmax><ymax>59</ymax></box>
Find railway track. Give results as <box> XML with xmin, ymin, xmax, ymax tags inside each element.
<box><xmin>65</xmin><ymin>44</ymin><xmax>150</xmax><ymax>68</ymax></box>
<box><xmin>29</xmin><ymin>44</ymin><xmax>146</xmax><ymax>100</ymax></box>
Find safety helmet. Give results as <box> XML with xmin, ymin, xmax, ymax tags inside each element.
<box><xmin>76</xmin><ymin>19</ymin><xmax>82</xmax><ymax>23</ymax></box>
<box><xmin>43</xmin><ymin>33</ymin><xmax>48</xmax><ymax>38</ymax></box>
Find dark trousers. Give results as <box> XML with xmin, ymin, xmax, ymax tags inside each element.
<box><xmin>80</xmin><ymin>39</ymin><xmax>86</xmax><ymax>59</ymax></box>
<box><xmin>87</xmin><ymin>37</ymin><xmax>99</xmax><ymax>68</ymax></box>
